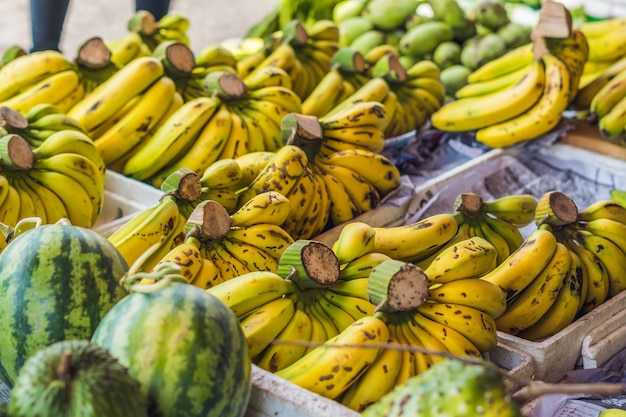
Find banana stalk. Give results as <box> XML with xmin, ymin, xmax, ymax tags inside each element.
<box><xmin>276</xmin><ymin>239</ymin><xmax>341</xmax><ymax>290</ymax></box>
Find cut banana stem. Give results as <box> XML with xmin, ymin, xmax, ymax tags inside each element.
<box><xmin>281</xmin><ymin>113</ymin><xmax>324</xmax><ymax>144</ymax></box>
<box><xmin>534</xmin><ymin>190</ymin><xmax>578</xmax><ymax>227</ymax></box>
<box><xmin>454</xmin><ymin>192</ymin><xmax>484</xmax><ymax>219</ymax></box>
<box><xmin>203</xmin><ymin>71</ymin><xmax>248</xmax><ymax>100</ymax></box>
<box><xmin>159</xmin><ymin>168</ymin><xmax>202</xmax><ymax>201</ymax></box>
<box><xmin>277</xmin><ymin>239</ymin><xmax>341</xmax><ymax>290</ymax></box>
<box><xmin>367</xmin><ymin>259</ymin><xmax>430</xmax><ymax>314</ymax></box>
<box><xmin>76</xmin><ymin>36</ymin><xmax>113</xmax><ymax>69</ymax></box>
<box><xmin>0</xmin><ymin>134</ymin><xmax>34</xmax><ymax>170</ymax></box>
<box><xmin>370</xmin><ymin>53</ymin><xmax>407</xmax><ymax>83</ymax></box>
<box><xmin>186</xmin><ymin>200</ymin><xmax>232</xmax><ymax>240</ymax></box>
<box><xmin>0</xmin><ymin>106</ymin><xmax>28</xmax><ymax>129</ymax></box>
<box><xmin>152</xmin><ymin>41</ymin><xmax>195</xmax><ymax>78</ymax></box>
<box><xmin>330</xmin><ymin>48</ymin><xmax>367</xmax><ymax>74</ymax></box>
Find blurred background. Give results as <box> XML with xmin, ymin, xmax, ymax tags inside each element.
<box><xmin>0</xmin><ymin>0</ymin><xmax>279</xmax><ymax>55</ymax></box>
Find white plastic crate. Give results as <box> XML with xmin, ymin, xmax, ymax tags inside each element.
<box><xmin>581</xmin><ymin>305</ymin><xmax>626</xmax><ymax>369</ymax></box>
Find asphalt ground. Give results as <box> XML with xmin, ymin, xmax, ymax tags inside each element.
<box><xmin>1</xmin><ymin>0</ymin><xmax>279</xmax><ymax>56</ymax></box>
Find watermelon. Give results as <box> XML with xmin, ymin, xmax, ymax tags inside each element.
<box><xmin>91</xmin><ymin>277</ymin><xmax>252</xmax><ymax>417</ymax></box>
<box><xmin>0</xmin><ymin>222</ymin><xmax>128</xmax><ymax>387</ymax></box>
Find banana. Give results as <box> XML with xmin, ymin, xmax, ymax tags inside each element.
<box><xmin>315</xmin><ymin>167</ymin><xmax>362</xmax><ymax>226</ymax></box>
<box><xmin>563</xmin><ymin>237</ymin><xmax>609</xmax><ymax>315</ymax></box>
<box><xmin>315</xmin><ymin>291</ymin><xmax>358</xmax><ymax>333</ymax></box>
<box><xmin>482</xmin><ymin>194</ymin><xmax>538</xmax><ymax>227</ymax></box>
<box><xmin>315</xmin><ymin>162</ymin><xmax>380</xmax><ymax>216</ymax></box>
<box><xmin>301</xmin><ymin>69</ymin><xmax>348</xmax><ymax>117</ymax></box>
<box><xmin>154</xmin><ymin>235</ymin><xmax>204</xmax><ymax>283</ymax></box>
<box><xmin>475</xmin><ymin>53</ymin><xmax>572</xmax><ymax>148</ymax></box>
<box><xmin>232</xmin><ymin>151</ymin><xmax>275</xmax><ymax>191</ymax></box>
<box><xmin>581</xmin><ymin>17</ymin><xmax>626</xmax><ymax>39</ymax></box>
<box><xmin>26</xmin><ymin>113</ymin><xmax>86</xmax><ymax>134</ymax></box>
<box><xmin>586</xmin><ymin>25</ymin><xmax>626</xmax><ymax>62</ymax></box>
<box><xmin>236</xmin><ymin>144</ymin><xmax>309</xmax><ymax>206</ymax></box>
<box><xmin>578</xmin><ymin>217</ymin><xmax>626</xmax><ymax>254</ymax></box>
<box><xmin>332</xmin><ymin>221</ymin><xmax>377</xmax><ymax>265</ymax></box>
<box><xmin>473</xmin><ymin>217</ymin><xmax>511</xmax><ymax>266</ymax></box>
<box><xmin>0</xmin><ymin>50</ymin><xmax>73</xmax><ymax>101</ymax></box>
<box><xmin>122</xmin><ymin>96</ymin><xmax>220</xmax><ymax>180</ymax></box>
<box><xmin>230</xmin><ymin>190</ymin><xmax>291</xmax><ymax>227</ymax></box>
<box><xmin>517</xmin><ymin>247</ymin><xmax>584</xmax><ymax>341</ymax></box>
<box><xmin>0</xmin><ymin>70</ymin><xmax>81</xmax><ymax>115</ymax></box>
<box><xmin>136</xmin><ymin>211</ymin><xmax>187</xmax><ymax>273</ymax></box>
<box><xmin>243</xmin><ymin>43</ymin><xmax>297</xmax><ymax>83</ymax></box>
<box><xmin>199</xmin><ymin>187</ymin><xmax>239</xmax><ymax>214</ymax></box>
<box><xmin>255</xmin><ymin>300</ymin><xmax>313</xmax><ymax>372</ymax></box>
<box><xmin>243</xmin><ymin>65</ymin><xmax>293</xmax><ymax>90</ymax></box>
<box><xmin>321</xmin><ymin>124</ymin><xmax>386</xmax><ymax>154</ymax></box>
<box><xmin>27</xmin><ymin>169</ymin><xmax>94</xmax><ymax>228</ymax></box>
<box><xmin>94</xmin><ymin>75</ymin><xmax>176</xmax><ymax>166</ymax></box>
<box><xmin>480</xmin><ymin>226</ymin><xmax>558</xmax><ymax>301</ymax></box>
<box><xmin>417</xmin><ymin>301</ymin><xmax>498</xmax><ymax>353</ymax></box>
<box><xmin>577</xmin><ymin>199</ymin><xmax>626</xmax><ymax>224</ymax></box>
<box><xmin>388</xmin><ymin>323</ymin><xmax>417</xmax><ymax>383</ymax></box>
<box><xmin>422</xmin><ymin>236</ymin><xmax>498</xmax><ymax>284</ymax></box>
<box><xmin>302</xmin><ymin>303</ymin><xmax>329</xmax><ymax>355</ymax></box>
<box><xmin>247</xmin><ymin>85</ymin><xmax>303</xmax><ymax>114</ymax></box>
<box><xmin>404</xmin><ymin>315</ymin><xmax>449</xmax><ymax>365</ymax></box>
<box><xmin>67</xmin><ymin>56</ymin><xmax>164</xmax><ymax>132</ymax></box>
<box><xmin>323</xmin><ymin>77</ymin><xmax>390</xmax><ymax>119</ymax></box>
<box><xmin>319</xmin><ymin>148</ymin><xmax>401</xmax><ymax>196</ymax></box>
<box><xmin>12</xmin><ymin>176</ymin><xmax>43</xmax><ymax>222</ymax></box>
<box><xmin>0</xmin><ymin>180</ymin><xmax>20</xmax><ymax>227</ymax></box>
<box><xmin>573</xmin><ymin>226</ymin><xmax>626</xmax><ymax>297</ymax></box>
<box><xmin>483</xmin><ymin>214</ymin><xmax>525</xmax><ymax>254</ymax></box>
<box><xmin>329</xmin><ymin>278</ymin><xmax>369</xmax><ymax>299</ymax></box>
<box><xmin>494</xmin><ymin>241</ymin><xmax>571</xmax><ymax>335</ymax></box>
<box><xmin>405</xmin><ymin>76</ymin><xmax>446</xmax><ymax>105</ymax></box>
<box><xmin>87</xmin><ymin>94</ymin><xmax>141</xmax><ymax>140</ymax></box>
<box><xmin>20</xmin><ymin>174</ymin><xmax>68</xmax><ymax>223</ymax></box>
<box><xmin>412</xmin><ymin>312</ymin><xmax>482</xmax><ymax>358</ymax></box>
<box><xmin>244</xmin><ymin>98</ymin><xmax>290</xmax><ymax>148</ymax></box>
<box><xmin>215</xmin><ymin>106</ymin><xmax>250</xmax><ymax>160</ymax></box>
<box><xmin>307</xmin><ymin>295</ymin><xmax>341</xmax><ymax>338</ymax></box>
<box><xmin>280</xmin><ymin>168</ymin><xmax>316</xmax><ymax>239</ymax></box>
<box><xmin>429</xmin><ymin>278</ymin><xmax>507</xmax><ymax>319</ymax></box>
<box><xmin>211</xmin><ymin>240</ymin><xmax>251</xmax><ymax>278</ymax></box>
<box><xmin>455</xmin><ymin>64</ymin><xmax>529</xmax><ymax>98</ymax></box>
<box><xmin>397</xmin><ymin>318</ymin><xmax>431</xmax><ymax>375</ymax></box>
<box><xmin>274</xmin><ymin>315</ymin><xmax>389</xmax><ymax>400</ymax></box>
<box><xmin>339</xmin><ymin>337</ymin><xmax>404</xmax><ymax>412</ymax></box>
<box><xmin>590</xmin><ymin>69</ymin><xmax>626</xmax><ymax>119</ymax></box>
<box><xmin>339</xmin><ymin>252</ymin><xmax>393</xmax><ymax>280</ymax></box>
<box><xmin>320</xmin><ymin>100</ymin><xmax>388</xmax><ymax>132</ymax></box>
<box><xmin>226</xmin><ymin>223</ymin><xmax>295</xmax><ymax>261</ymax></box>
<box><xmin>296</xmin><ymin>169</ymin><xmax>331</xmax><ymax>240</ymax></box>
<box><xmin>107</xmin><ymin>195</ymin><xmax>183</xmax><ymax>267</ymax></box>
<box><xmin>431</xmin><ymin>58</ymin><xmax>545</xmax><ymax>132</ymax></box>
<box><xmin>321</xmin><ymin>290</ymin><xmax>376</xmax><ymax>320</ymax></box>
<box><xmin>32</xmin><ymin>130</ymin><xmax>105</xmax><ymax>175</ymax></box>
<box><xmin>369</xmin><ymin>213</ymin><xmax>461</xmax><ymax>262</ymax></box>
<box><xmin>31</xmin><ymin>152</ymin><xmax>105</xmax><ymax>226</ymax></box>
<box><xmin>106</xmin><ymin>31</ymin><xmax>146</xmax><ymax>67</ymax></box>
<box><xmin>466</xmin><ymin>43</ymin><xmax>533</xmax><ymax>83</ymax></box>
<box><xmin>598</xmin><ymin>94</ymin><xmax>626</xmax><ymax>139</ymax></box>
<box><xmin>221</xmin><ymin>237</ymin><xmax>278</xmax><ymax>272</ymax></box>
<box><xmin>573</xmin><ymin>55</ymin><xmax>626</xmax><ymax>110</ymax></box>
<box><xmin>199</xmin><ymin>158</ymin><xmax>242</xmax><ymax>190</ymax></box>
<box><xmin>206</xmin><ymin>269</ymin><xmax>296</xmax><ymax>316</ymax></box>
<box><xmin>235</xmin><ymin>102</ymin><xmax>278</xmax><ymax>153</ymax></box>
<box><xmin>240</xmin><ymin>296</ymin><xmax>296</xmax><ymax>358</ymax></box>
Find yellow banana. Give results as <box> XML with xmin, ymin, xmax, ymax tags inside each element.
<box><xmin>106</xmin><ymin>31</ymin><xmax>145</xmax><ymax>67</ymax></box>
<box><xmin>577</xmin><ymin>199</ymin><xmax>626</xmax><ymax>224</ymax></box>
<box><xmin>563</xmin><ymin>237</ymin><xmax>609</xmax><ymax>315</ymax></box>
<box><xmin>590</xmin><ymin>68</ymin><xmax>626</xmax><ymax>119</ymax></box>
<box><xmin>243</xmin><ymin>43</ymin><xmax>297</xmax><ymax>83</ymax></box>
<box><xmin>321</xmin><ymin>290</ymin><xmax>376</xmax><ymax>320</ymax></box>
<box><xmin>586</xmin><ymin>25</ymin><xmax>626</xmax><ymax>62</ymax></box>
<box><xmin>475</xmin><ymin>54</ymin><xmax>572</xmax><ymax>148</ymax></box>
<box><xmin>517</xmin><ymin>247</ymin><xmax>584</xmax><ymax>341</ymax></box>
<box><xmin>225</xmin><ymin>223</ymin><xmax>295</xmax><ymax>261</ymax></box>
<box><xmin>122</xmin><ymin>96</ymin><xmax>220</xmax><ymax>180</ymax></box>
<box><xmin>254</xmin><ymin>301</ymin><xmax>312</xmax><ymax>372</ymax></box>
<box><xmin>329</xmin><ymin>278</ymin><xmax>369</xmax><ymax>299</ymax></box>
<box><xmin>215</xmin><ymin>106</ymin><xmax>250</xmax><ymax>160</ymax></box>
<box><xmin>319</xmin><ymin>148</ymin><xmax>401</xmax><ymax>196</ymax></box>
<box><xmin>206</xmin><ymin>269</ymin><xmax>296</xmax><ymax>316</ymax></box>
<box><xmin>404</xmin><ymin>316</ymin><xmax>449</xmax><ymax>365</ymax></box>
<box><xmin>466</xmin><ymin>43</ymin><xmax>534</xmax><ymax>83</ymax></box>
<box><xmin>220</xmin><ymin>237</ymin><xmax>278</xmax><ymax>272</ymax></box>
<box><xmin>31</xmin><ymin>152</ymin><xmax>104</xmax><ymax>226</ymax></box>
<box><xmin>232</xmin><ymin>151</ymin><xmax>275</xmax><ymax>191</ymax></box>
<box><xmin>230</xmin><ymin>190</ymin><xmax>291</xmax><ymax>227</ymax></box>
<box><xmin>27</xmin><ymin>169</ymin><xmax>94</xmax><ymax>228</ymax></box>
<box><xmin>315</xmin><ymin>167</ymin><xmax>362</xmax><ymax>226</ymax></box>
<box><xmin>247</xmin><ymin>85</ymin><xmax>303</xmax><ymax>114</ymax></box>
<box><xmin>483</xmin><ymin>214</ymin><xmax>525</xmax><ymax>254</ymax></box>
<box><xmin>274</xmin><ymin>315</ymin><xmax>389</xmax><ymax>400</ymax></box>
<box><xmin>321</xmin><ymin>124</ymin><xmax>386</xmax><ymax>154</ymax></box>
<box><xmin>598</xmin><ymin>94</ymin><xmax>626</xmax><ymax>139</ymax></box>
<box><xmin>388</xmin><ymin>323</ymin><xmax>417</xmax><ymax>383</ymax></box>
<box><xmin>320</xmin><ymin>100</ymin><xmax>388</xmax><ymax>131</ymax></box>
<box><xmin>397</xmin><ymin>319</ymin><xmax>431</xmax><ymax>375</ymax></box>
<box><xmin>32</xmin><ymin>129</ymin><xmax>105</xmax><ymax>175</ymax></box>
<box><xmin>240</xmin><ymin>296</ymin><xmax>296</xmax><ymax>358</ymax></box>
<box><xmin>236</xmin><ymin>144</ymin><xmax>309</xmax><ymax>206</ymax></box>
<box><xmin>331</xmin><ymin>221</ymin><xmax>377</xmax><ymax>265</ymax></box>
<box><xmin>581</xmin><ymin>17</ymin><xmax>626</xmax><ymax>39</ymax></box>
<box><xmin>315</xmin><ymin>162</ymin><xmax>380</xmax><ymax>215</ymax></box>
<box><xmin>242</xmin><ymin>65</ymin><xmax>292</xmax><ymax>90</ymax></box>
<box><xmin>296</xmin><ymin>169</ymin><xmax>331</xmax><ymax>240</ymax></box>
<box><xmin>417</xmin><ymin>301</ymin><xmax>498</xmax><ymax>353</ymax></box>
<box><xmin>495</xmin><ymin>242</ymin><xmax>571</xmax><ymax>335</ymax></box>
<box><xmin>480</xmin><ymin>226</ymin><xmax>558</xmax><ymax>302</ymax></box>
<box><xmin>12</xmin><ymin>176</ymin><xmax>42</xmax><ymax>222</ymax></box>
<box><xmin>190</xmin><ymin>253</ymin><xmax>223</xmax><ymax>290</ymax></box>
<box><xmin>482</xmin><ymin>194</ymin><xmax>538</xmax><ymax>226</ymax></box>
<box><xmin>280</xmin><ymin>168</ymin><xmax>317</xmax><ymax>239</ymax></box>
<box><xmin>94</xmin><ymin>75</ymin><xmax>176</xmax><ymax>166</ymax></box>
<box><xmin>0</xmin><ymin>70</ymin><xmax>80</xmax><ymax>115</ymax></box>
<box><xmin>137</xmin><ymin>212</ymin><xmax>186</xmax><ymax>273</ymax></box>
<box><xmin>301</xmin><ymin>69</ymin><xmax>348</xmax><ymax>117</ymax></box>
<box><xmin>431</xmin><ymin>58</ymin><xmax>545</xmax><ymax>132</ymax></box>
<box><xmin>422</xmin><ymin>235</ymin><xmax>498</xmax><ymax>284</ymax></box>
<box><xmin>199</xmin><ymin>158</ymin><xmax>242</xmax><ymax>190</ymax></box>
<box><xmin>0</xmin><ymin>181</ymin><xmax>21</xmax><ymax>227</ymax></box>
<box><xmin>302</xmin><ymin>303</ymin><xmax>330</xmax><ymax>355</ymax></box>
<box><xmin>339</xmin><ymin>252</ymin><xmax>393</xmax><ymax>280</ymax></box>
<box><xmin>428</xmin><ymin>278</ymin><xmax>507</xmax><ymax>319</ymax></box>
<box><xmin>0</xmin><ymin>50</ymin><xmax>73</xmax><ymax>101</ymax></box>
<box><xmin>412</xmin><ymin>312</ymin><xmax>482</xmax><ymax>358</ymax></box>
<box><xmin>323</xmin><ymin>77</ymin><xmax>390</xmax><ymax>119</ymax></box>
<box><xmin>455</xmin><ymin>64</ymin><xmax>529</xmax><ymax>98</ymax></box>
<box><xmin>578</xmin><ymin>217</ymin><xmax>626</xmax><ymax>254</ymax></box>
<box><xmin>315</xmin><ymin>291</ymin><xmax>358</xmax><ymax>333</ymax></box>
<box><xmin>198</xmin><ymin>187</ymin><xmax>239</xmax><ymax>214</ymax></box>
<box><xmin>211</xmin><ymin>240</ymin><xmax>251</xmax><ymax>278</ymax></box>
<box><xmin>19</xmin><ymin>174</ymin><xmax>69</xmax><ymax>224</ymax></box>
<box><xmin>339</xmin><ymin>337</ymin><xmax>404</xmax><ymax>412</ymax></box>
<box><xmin>370</xmin><ymin>213</ymin><xmax>461</xmax><ymax>262</ymax></box>
<box><xmin>67</xmin><ymin>56</ymin><xmax>164</xmax><ymax>131</ymax></box>
<box><xmin>153</xmin><ymin>234</ymin><xmax>204</xmax><ymax>283</ymax></box>
<box><xmin>474</xmin><ymin>217</ymin><xmax>511</xmax><ymax>265</ymax></box>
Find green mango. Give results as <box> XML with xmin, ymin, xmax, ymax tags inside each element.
<box><xmin>350</xmin><ymin>30</ymin><xmax>386</xmax><ymax>55</ymax></box>
<box><xmin>338</xmin><ymin>16</ymin><xmax>375</xmax><ymax>47</ymax></box>
<box><xmin>332</xmin><ymin>0</ymin><xmax>370</xmax><ymax>23</ymax></box>
<box><xmin>440</xmin><ymin>64</ymin><xmax>472</xmax><ymax>97</ymax></box>
<box><xmin>497</xmin><ymin>22</ymin><xmax>532</xmax><ymax>49</ymax></box>
<box><xmin>473</xmin><ymin>0</ymin><xmax>510</xmax><ymax>32</ymax></box>
<box><xmin>398</xmin><ymin>21</ymin><xmax>455</xmax><ymax>59</ymax></box>
<box><xmin>362</xmin><ymin>0</ymin><xmax>418</xmax><ymax>31</ymax></box>
<box><xmin>433</xmin><ymin>41</ymin><xmax>462</xmax><ymax>69</ymax></box>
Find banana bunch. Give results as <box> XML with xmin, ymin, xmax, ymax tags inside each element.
<box><xmin>0</xmin><ymin>126</ymin><xmax>105</xmax><ymax>243</ymax></box>
<box><xmin>431</xmin><ymin>27</ymin><xmax>587</xmax><ymax>148</ymax></box>
<box><xmin>73</xmin><ymin>37</ymin><xmax>120</xmax><ymax>95</ymax></box>
<box><xmin>238</xmin><ymin>19</ymin><xmax>340</xmax><ymax>101</ymax></box>
<box><xmin>121</xmin><ymin>69</ymin><xmax>302</xmax><ymax>187</ymax></box>
<box><xmin>0</xmin><ymin>50</ymin><xmax>84</xmax><ymax>115</ymax></box>
<box><xmin>105</xmin><ymin>31</ymin><xmax>153</xmax><ymax>68</ymax></box>
<box><xmin>584</xmin><ymin>66</ymin><xmax>626</xmax><ymax>140</ymax></box>
<box><xmin>127</xmin><ymin>10</ymin><xmax>191</xmax><ymax>51</ymax></box>
<box><xmin>235</xmin><ymin>101</ymin><xmax>401</xmax><ymax>239</ymax></box>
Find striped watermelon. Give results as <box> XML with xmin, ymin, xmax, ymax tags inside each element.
<box><xmin>91</xmin><ymin>280</ymin><xmax>252</xmax><ymax>417</ymax></box>
<box><xmin>0</xmin><ymin>223</ymin><xmax>128</xmax><ymax>387</ymax></box>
